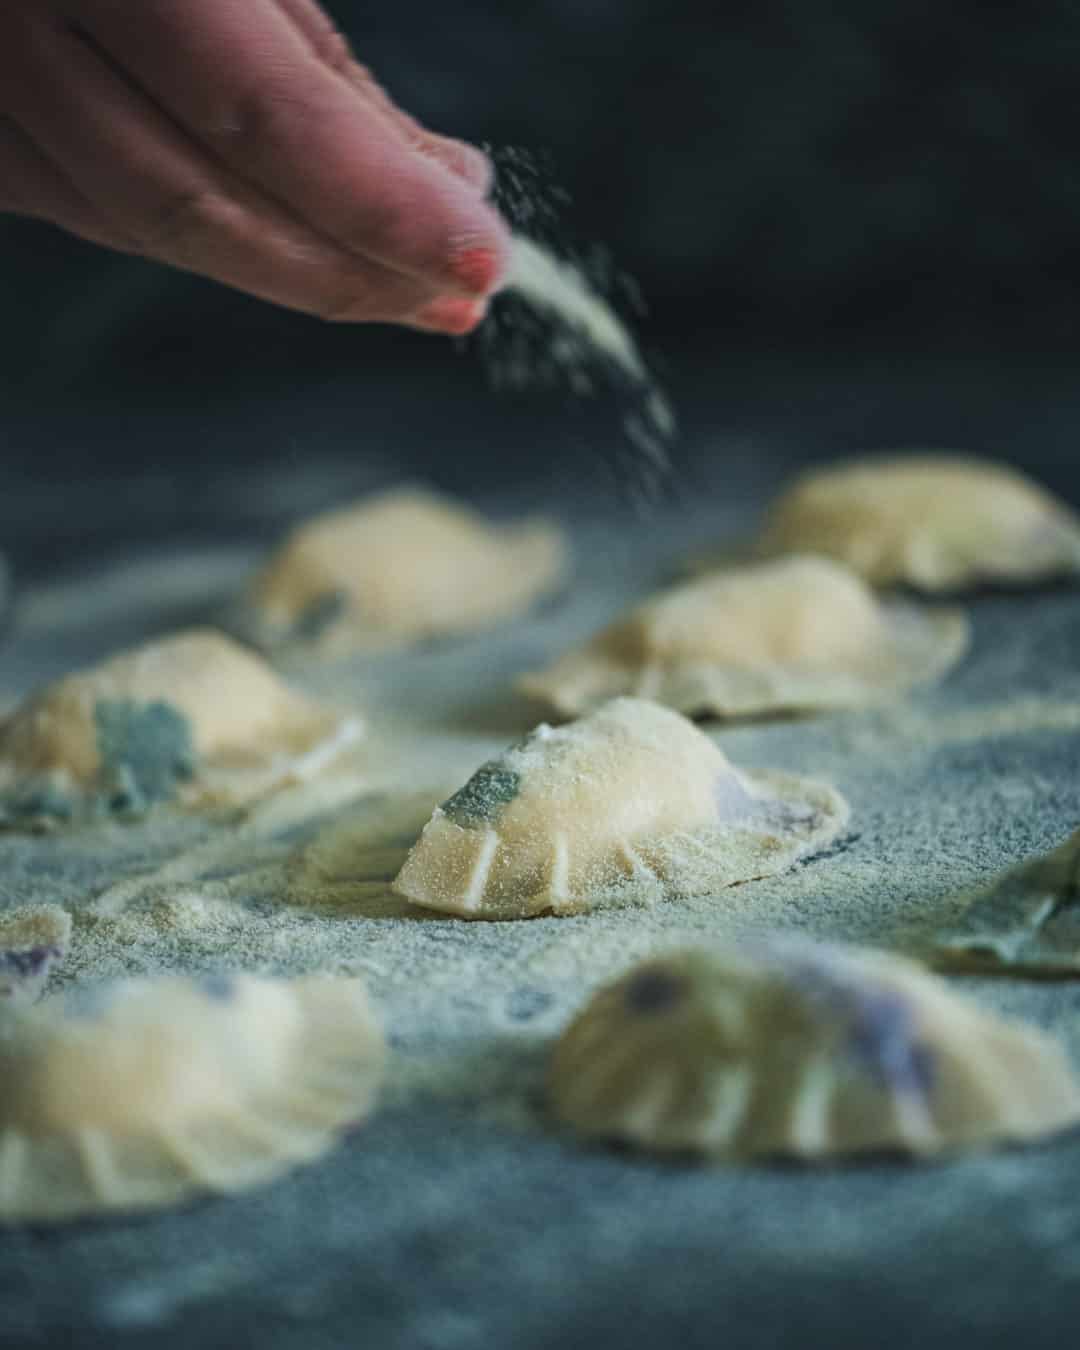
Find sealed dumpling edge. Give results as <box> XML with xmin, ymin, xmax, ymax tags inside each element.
<box><xmin>0</xmin><ymin>629</ymin><xmax>361</xmax><ymax>827</ymax></box>
<box><xmin>549</xmin><ymin>937</ymin><xmax>1080</xmax><ymax>1161</ymax></box>
<box><xmin>391</xmin><ymin>697</ymin><xmax>849</xmax><ymax>919</ymax></box>
<box><xmin>757</xmin><ymin>453</ymin><xmax>1080</xmax><ymax>592</ymax></box>
<box><xmin>238</xmin><ymin>486</ymin><xmax>568</xmax><ymax>654</ymax></box>
<box><xmin>520</xmin><ymin>555</ymin><xmax>967</xmax><ymax>720</ymax></box>
<box><xmin>0</xmin><ymin>972</ymin><xmax>384</xmax><ymax>1223</ymax></box>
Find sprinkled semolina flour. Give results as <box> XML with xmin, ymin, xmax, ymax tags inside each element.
<box><xmin>504</xmin><ymin>237</ymin><xmax>652</xmax><ymax>386</ymax></box>
<box><xmin>485</xmin><ymin>233</ymin><xmax>676</xmax><ymax>501</ymax></box>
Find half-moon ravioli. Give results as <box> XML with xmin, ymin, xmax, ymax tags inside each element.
<box><xmin>391</xmin><ymin>697</ymin><xmax>849</xmax><ymax>919</ymax></box>
<box><xmin>0</xmin><ymin>629</ymin><xmax>360</xmax><ymax>825</ymax></box>
<box><xmin>0</xmin><ymin>972</ymin><xmax>384</xmax><ymax>1223</ymax></box>
<box><xmin>549</xmin><ymin>937</ymin><xmax>1080</xmax><ymax>1161</ymax></box>
<box><xmin>240</xmin><ymin>486</ymin><xmax>568</xmax><ymax>653</ymax></box>
<box><xmin>757</xmin><ymin>454</ymin><xmax>1080</xmax><ymax>592</ymax></box>
<box><xmin>519</xmin><ymin>555</ymin><xmax>967</xmax><ymax>719</ymax></box>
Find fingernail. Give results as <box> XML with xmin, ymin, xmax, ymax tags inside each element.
<box><xmin>413</xmin><ymin>296</ymin><xmax>488</xmax><ymax>335</ymax></box>
<box><xmin>451</xmin><ymin>247</ymin><xmax>502</xmax><ymax>296</ymax></box>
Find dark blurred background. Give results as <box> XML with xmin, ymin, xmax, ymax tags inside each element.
<box><xmin>2</xmin><ymin>1</ymin><xmax>1079</xmax><ymax>576</ymax></box>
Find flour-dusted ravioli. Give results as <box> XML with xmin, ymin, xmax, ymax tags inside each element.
<box><xmin>758</xmin><ymin>454</ymin><xmax>1080</xmax><ymax>592</ymax></box>
<box><xmin>240</xmin><ymin>486</ymin><xmax>568</xmax><ymax>653</ymax></box>
<box><xmin>392</xmin><ymin>698</ymin><xmax>848</xmax><ymax>919</ymax></box>
<box><xmin>0</xmin><ymin>972</ymin><xmax>384</xmax><ymax>1223</ymax></box>
<box><xmin>520</xmin><ymin>556</ymin><xmax>967</xmax><ymax>719</ymax></box>
<box><xmin>935</xmin><ymin>826</ymin><xmax>1080</xmax><ymax>974</ymax></box>
<box><xmin>0</xmin><ymin>905</ymin><xmax>70</xmax><ymax>1006</ymax></box>
<box><xmin>549</xmin><ymin>937</ymin><xmax>1080</xmax><ymax>1161</ymax></box>
<box><xmin>0</xmin><ymin>629</ymin><xmax>361</xmax><ymax>826</ymax></box>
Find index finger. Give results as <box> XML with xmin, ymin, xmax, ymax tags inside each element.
<box><xmin>266</xmin><ymin>0</ymin><xmax>494</xmax><ymax>192</ymax></box>
<box><xmin>69</xmin><ymin>0</ymin><xmax>510</xmax><ymax>296</ymax></box>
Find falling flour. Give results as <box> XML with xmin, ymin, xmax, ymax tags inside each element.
<box><xmin>489</xmin><ymin>233</ymin><xmax>677</xmax><ymax>501</ymax></box>
<box><xmin>504</xmin><ymin>237</ymin><xmax>651</xmax><ymax>385</ymax></box>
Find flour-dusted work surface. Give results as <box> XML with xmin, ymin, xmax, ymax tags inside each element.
<box><xmin>2</xmin><ymin>363</ymin><xmax>1080</xmax><ymax>1348</ymax></box>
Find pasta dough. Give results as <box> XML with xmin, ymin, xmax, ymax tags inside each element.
<box><xmin>0</xmin><ymin>972</ymin><xmax>384</xmax><ymax>1223</ymax></box>
<box><xmin>392</xmin><ymin>698</ymin><xmax>848</xmax><ymax>919</ymax></box>
<box><xmin>549</xmin><ymin>937</ymin><xmax>1080</xmax><ymax>1161</ymax></box>
<box><xmin>0</xmin><ymin>629</ymin><xmax>360</xmax><ymax>825</ymax></box>
<box><xmin>240</xmin><ymin>486</ymin><xmax>568</xmax><ymax>653</ymax></box>
<box><xmin>519</xmin><ymin>555</ymin><xmax>967</xmax><ymax>719</ymax></box>
<box><xmin>0</xmin><ymin>905</ymin><xmax>70</xmax><ymax>1006</ymax></box>
<box><xmin>935</xmin><ymin>826</ymin><xmax>1080</xmax><ymax>974</ymax></box>
<box><xmin>757</xmin><ymin>454</ymin><xmax>1080</xmax><ymax>591</ymax></box>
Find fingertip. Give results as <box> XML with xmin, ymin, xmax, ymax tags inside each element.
<box><xmin>409</xmin><ymin>295</ymin><xmax>488</xmax><ymax>335</ymax></box>
<box><xmin>295</xmin><ymin>98</ymin><xmax>512</xmax><ymax>301</ymax></box>
<box><xmin>447</xmin><ymin>199</ymin><xmax>514</xmax><ymax>296</ymax></box>
<box><xmin>451</xmin><ymin>245</ymin><xmax>504</xmax><ymax>296</ymax></box>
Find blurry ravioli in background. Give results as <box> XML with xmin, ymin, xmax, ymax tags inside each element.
<box><xmin>0</xmin><ymin>629</ymin><xmax>361</xmax><ymax>828</ymax></box>
<box><xmin>520</xmin><ymin>555</ymin><xmax>967</xmax><ymax>719</ymax></box>
<box><xmin>392</xmin><ymin>697</ymin><xmax>848</xmax><ymax>919</ymax></box>
<box><xmin>235</xmin><ymin>486</ymin><xmax>568</xmax><ymax>655</ymax></box>
<box><xmin>549</xmin><ymin>937</ymin><xmax>1080</xmax><ymax>1162</ymax></box>
<box><xmin>0</xmin><ymin>972</ymin><xmax>384</xmax><ymax>1224</ymax></box>
<box><xmin>756</xmin><ymin>454</ymin><xmax>1080</xmax><ymax>592</ymax></box>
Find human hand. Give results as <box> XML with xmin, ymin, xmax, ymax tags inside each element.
<box><xmin>0</xmin><ymin>1</ymin><xmax>510</xmax><ymax>333</ymax></box>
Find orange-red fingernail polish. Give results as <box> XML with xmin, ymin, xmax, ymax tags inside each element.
<box><xmin>451</xmin><ymin>247</ymin><xmax>501</xmax><ymax>295</ymax></box>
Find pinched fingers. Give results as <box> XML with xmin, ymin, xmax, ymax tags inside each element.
<box><xmin>344</xmin><ymin>60</ymin><xmax>493</xmax><ymax>194</ymax></box>
<box><xmin>0</xmin><ymin>115</ymin><xmax>120</xmax><ymax>249</ymax></box>
<box><xmin>65</xmin><ymin>0</ymin><xmax>511</xmax><ymax>297</ymax></box>
<box><xmin>0</xmin><ymin>8</ymin><xmax>473</xmax><ymax>328</ymax></box>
